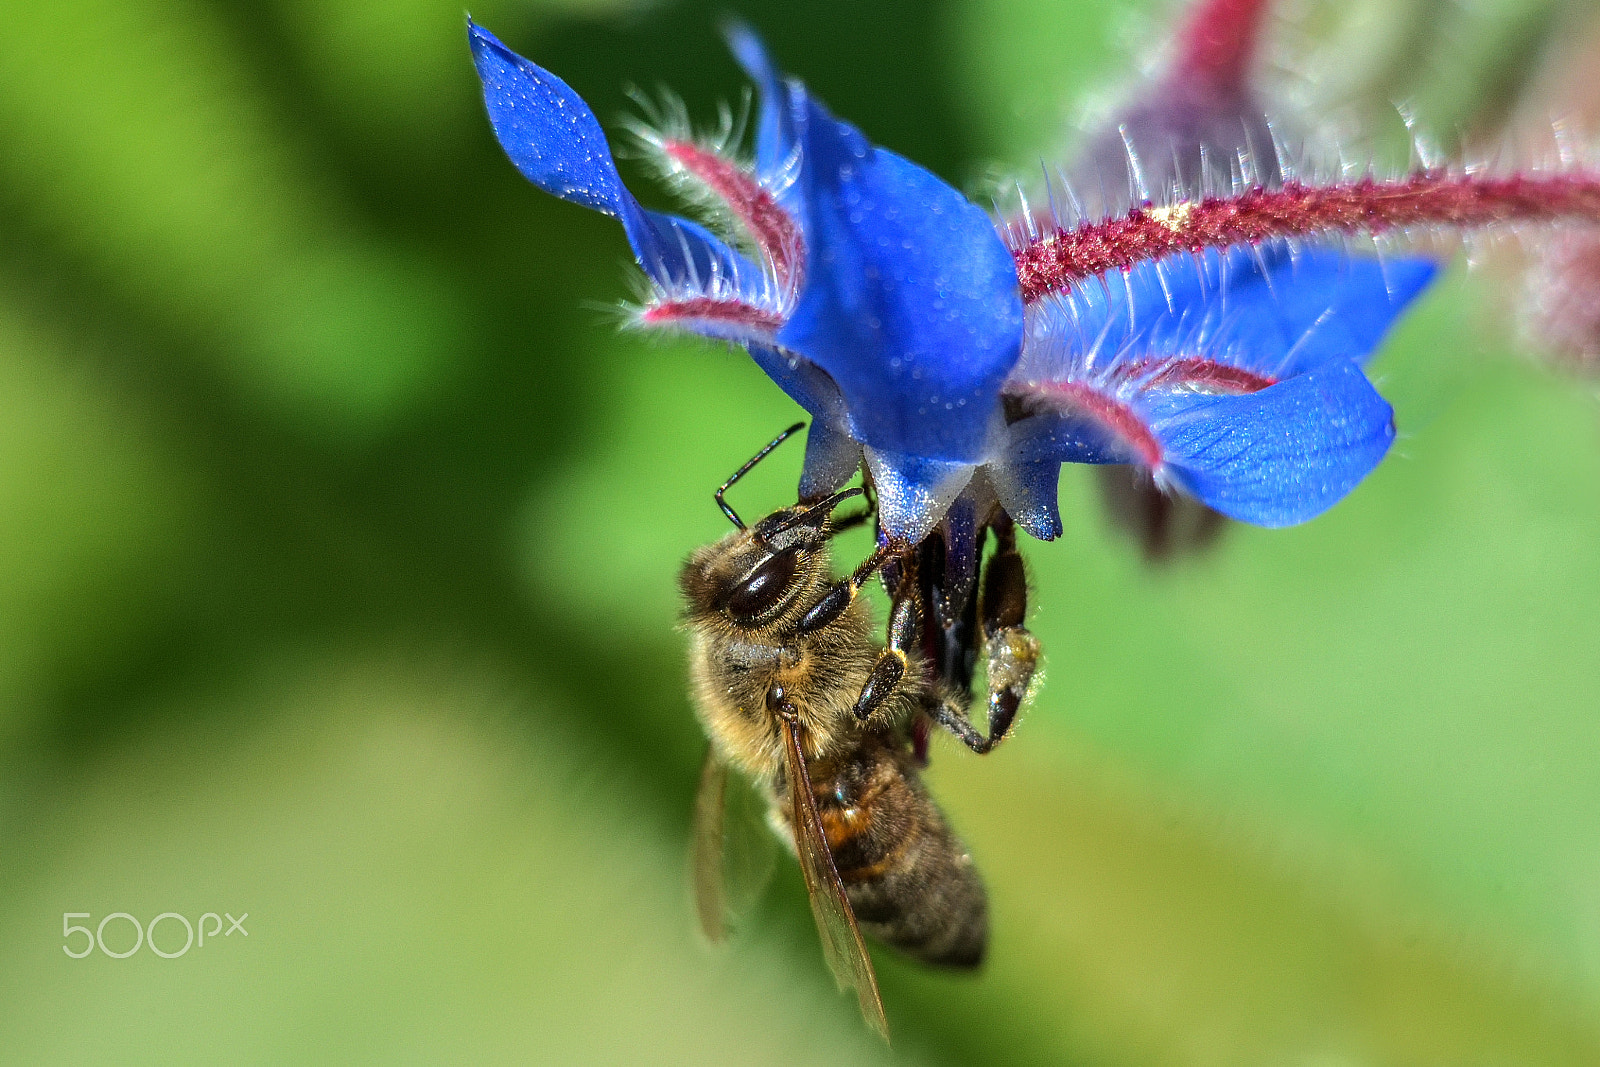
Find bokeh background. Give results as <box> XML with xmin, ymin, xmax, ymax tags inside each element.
<box><xmin>3</xmin><ymin>0</ymin><xmax>1600</xmax><ymax>1062</ymax></box>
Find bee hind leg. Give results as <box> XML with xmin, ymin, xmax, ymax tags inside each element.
<box><xmin>924</xmin><ymin>641</ymin><xmax>1037</xmax><ymax>754</ymax></box>
<box><xmin>976</xmin><ymin>626</ymin><xmax>1041</xmax><ymax>750</ymax></box>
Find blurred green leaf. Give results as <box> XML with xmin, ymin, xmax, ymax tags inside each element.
<box><xmin>0</xmin><ymin>0</ymin><xmax>463</xmax><ymax>430</ymax></box>
<box><xmin>0</xmin><ymin>299</ymin><xmax>203</xmax><ymax>741</ymax></box>
<box><xmin>0</xmin><ymin>656</ymin><xmax>903</xmax><ymax>1064</ymax></box>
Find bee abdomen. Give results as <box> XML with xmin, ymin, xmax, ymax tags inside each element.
<box><xmin>816</xmin><ymin>740</ymin><xmax>988</xmax><ymax>968</ymax></box>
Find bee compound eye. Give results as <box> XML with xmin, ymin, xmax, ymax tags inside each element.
<box><xmin>725</xmin><ymin>546</ymin><xmax>803</xmax><ymax>622</ymax></box>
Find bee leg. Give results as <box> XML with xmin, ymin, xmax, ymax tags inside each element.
<box><xmin>793</xmin><ymin>541</ymin><xmax>900</xmax><ymax>636</ymax></box>
<box><xmin>827</xmin><ymin>481</ymin><xmax>877</xmax><ymax>535</ymax></box>
<box><xmin>916</xmin><ymin>526</ymin><xmax>984</xmax><ymax>700</ymax></box>
<box><xmin>978</xmin><ymin>519</ymin><xmax>1040</xmax><ymax>751</ymax></box>
<box><xmin>925</xmin><ymin>688</ymin><xmax>993</xmax><ymax>753</ymax></box>
<box><xmin>851</xmin><ymin>588</ymin><xmax>920</xmax><ymax>721</ymax></box>
<box><xmin>925</xmin><ymin>521</ymin><xmax>1040</xmax><ymax>754</ymax></box>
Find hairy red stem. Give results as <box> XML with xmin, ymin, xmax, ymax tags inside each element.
<box><xmin>640</xmin><ymin>296</ymin><xmax>785</xmax><ymax>333</ymax></box>
<box><xmin>663</xmin><ymin>140</ymin><xmax>800</xmax><ymax>287</ymax></box>
<box><xmin>1134</xmin><ymin>357</ymin><xmax>1275</xmax><ymax>393</ymax></box>
<box><xmin>1015</xmin><ymin>172</ymin><xmax>1600</xmax><ymax>303</ymax></box>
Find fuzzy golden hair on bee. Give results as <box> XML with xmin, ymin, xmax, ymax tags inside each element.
<box><xmin>677</xmin><ymin>511</ymin><xmax>888</xmax><ymax>778</ymax></box>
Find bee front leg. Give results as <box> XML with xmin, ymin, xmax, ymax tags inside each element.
<box><xmin>851</xmin><ymin>589</ymin><xmax>920</xmax><ymax>722</ymax></box>
<box><xmin>793</xmin><ymin>541</ymin><xmax>900</xmax><ymax>636</ymax></box>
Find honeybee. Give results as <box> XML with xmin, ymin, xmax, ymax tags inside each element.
<box><xmin>679</xmin><ymin>424</ymin><xmax>1040</xmax><ymax>1038</ymax></box>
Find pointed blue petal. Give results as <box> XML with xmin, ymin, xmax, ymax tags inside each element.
<box><xmin>862</xmin><ymin>448</ymin><xmax>975</xmax><ymax>544</ymax></box>
<box><xmin>987</xmin><ymin>417</ymin><xmax>1068</xmax><ymax>541</ymax></box>
<box><xmin>989</xmin><ymin>458</ymin><xmax>1063</xmax><ymax>541</ymax></box>
<box><xmin>1147</xmin><ymin>359</ymin><xmax>1395</xmax><ymax>526</ymax></box>
<box><xmin>469</xmin><ymin>20</ymin><xmax>628</xmax><ymax>215</ymax></box>
<box><xmin>469</xmin><ymin>20</ymin><xmax>763</xmax><ymax>300</ymax></box>
<box><xmin>776</xmin><ymin>99</ymin><xmax>1023</xmax><ymax>463</ymax></box>
<box><xmin>798</xmin><ymin>420</ymin><xmax>862</xmax><ymax>500</ymax></box>
<box><xmin>724</xmin><ymin>23</ymin><xmax>801</xmax><ymax>182</ymax></box>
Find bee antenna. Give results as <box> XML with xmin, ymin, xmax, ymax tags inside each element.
<box><xmin>716</xmin><ymin>422</ymin><xmax>806</xmax><ymax>529</ymax></box>
<box><xmin>766</xmin><ymin>486</ymin><xmax>865</xmax><ymax>536</ymax></box>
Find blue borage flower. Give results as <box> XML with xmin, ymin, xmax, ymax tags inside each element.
<box><xmin>1001</xmin><ymin>244</ymin><xmax>1436</xmax><ymax>537</ymax></box>
<box><xmin>468</xmin><ymin>19</ymin><xmax>1434</xmax><ymax>552</ymax></box>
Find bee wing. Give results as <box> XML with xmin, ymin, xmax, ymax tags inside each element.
<box><xmin>692</xmin><ymin>747</ymin><xmax>776</xmax><ymax>943</ymax></box>
<box><xmin>692</xmin><ymin>748</ymin><xmax>731</xmax><ymax>942</ymax></box>
<box><xmin>778</xmin><ymin>715</ymin><xmax>890</xmax><ymax>1041</ymax></box>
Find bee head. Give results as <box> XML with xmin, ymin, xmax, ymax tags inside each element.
<box><xmin>679</xmin><ymin>488</ymin><xmax>862</xmax><ymax>631</ymax></box>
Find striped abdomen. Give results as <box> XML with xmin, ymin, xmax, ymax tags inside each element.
<box><xmin>810</xmin><ymin>734</ymin><xmax>988</xmax><ymax>968</ymax></box>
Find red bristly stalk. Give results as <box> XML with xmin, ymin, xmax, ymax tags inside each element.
<box><xmin>659</xmin><ymin>139</ymin><xmax>800</xmax><ymax>287</ymax></box>
<box><xmin>638</xmin><ymin>296</ymin><xmax>784</xmax><ymax>333</ymax></box>
<box><xmin>1014</xmin><ymin>171</ymin><xmax>1600</xmax><ymax>303</ymax></box>
<box><xmin>1171</xmin><ymin>0</ymin><xmax>1276</xmax><ymax>95</ymax></box>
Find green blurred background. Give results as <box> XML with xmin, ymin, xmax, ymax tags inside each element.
<box><xmin>3</xmin><ymin>0</ymin><xmax>1600</xmax><ymax>1062</ymax></box>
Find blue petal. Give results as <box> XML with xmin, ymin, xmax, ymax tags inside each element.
<box><xmin>1147</xmin><ymin>359</ymin><xmax>1395</xmax><ymax>526</ymax></box>
<box><xmin>469</xmin><ymin>20</ymin><xmax>762</xmax><ymax>299</ymax></box>
<box><xmin>745</xmin><ymin>341</ymin><xmax>847</xmax><ymax>427</ymax></box>
<box><xmin>724</xmin><ymin>23</ymin><xmax>801</xmax><ymax>183</ymax></box>
<box><xmin>776</xmin><ymin>98</ymin><xmax>1024</xmax><ymax>463</ymax></box>
<box><xmin>862</xmin><ymin>448</ymin><xmax>975</xmax><ymax>544</ymax></box>
<box><xmin>797</xmin><ymin>420</ymin><xmax>862</xmax><ymax>500</ymax></box>
<box><xmin>987</xmin><ymin>417</ymin><xmax>1069</xmax><ymax>541</ymax></box>
<box><xmin>1052</xmin><ymin>244</ymin><xmax>1437</xmax><ymax>379</ymax></box>
<box><xmin>468</xmin><ymin>19</ymin><xmax>626</xmax><ymax>214</ymax></box>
